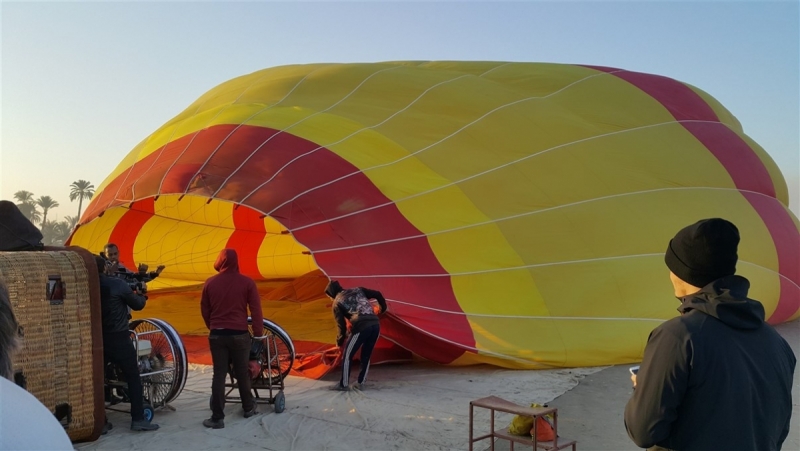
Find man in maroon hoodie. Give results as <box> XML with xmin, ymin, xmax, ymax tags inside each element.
<box><xmin>200</xmin><ymin>249</ymin><xmax>264</xmax><ymax>429</ymax></box>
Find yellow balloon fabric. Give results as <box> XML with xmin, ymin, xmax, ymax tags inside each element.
<box><xmin>69</xmin><ymin>62</ymin><xmax>800</xmax><ymax>369</ymax></box>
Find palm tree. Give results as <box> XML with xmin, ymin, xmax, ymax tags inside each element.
<box><xmin>69</xmin><ymin>180</ymin><xmax>95</xmax><ymax>219</ymax></box>
<box><xmin>14</xmin><ymin>190</ymin><xmax>35</xmax><ymax>205</ymax></box>
<box><xmin>40</xmin><ymin>221</ymin><xmax>58</xmax><ymax>245</ymax></box>
<box><xmin>17</xmin><ymin>202</ymin><xmax>42</xmax><ymax>224</ymax></box>
<box><xmin>53</xmin><ymin>221</ymin><xmax>72</xmax><ymax>245</ymax></box>
<box><xmin>40</xmin><ymin>220</ymin><xmax>70</xmax><ymax>246</ymax></box>
<box><xmin>63</xmin><ymin>215</ymin><xmax>79</xmax><ymax>231</ymax></box>
<box><xmin>35</xmin><ymin>196</ymin><xmax>59</xmax><ymax>225</ymax></box>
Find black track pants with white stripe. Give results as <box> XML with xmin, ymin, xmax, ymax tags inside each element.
<box><xmin>340</xmin><ymin>323</ymin><xmax>381</xmax><ymax>387</ymax></box>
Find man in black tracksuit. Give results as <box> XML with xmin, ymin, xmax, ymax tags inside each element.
<box><xmin>97</xmin><ymin>256</ymin><xmax>159</xmax><ymax>432</ymax></box>
<box><xmin>325</xmin><ymin>280</ymin><xmax>387</xmax><ymax>391</ymax></box>
<box><xmin>624</xmin><ymin>219</ymin><xmax>795</xmax><ymax>450</ymax></box>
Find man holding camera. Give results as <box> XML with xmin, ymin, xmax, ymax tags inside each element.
<box><xmin>624</xmin><ymin>219</ymin><xmax>795</xmax><ymax>450</ymax></box>
<box><xmin>103</xmin><ymin>243</ymin><xmax>165</xmax><ymax>286</ymax></box>
<box><xmin>96</xmin><ymin>256</ymin><xmax>159</xmax><ymax>432</ymax></box>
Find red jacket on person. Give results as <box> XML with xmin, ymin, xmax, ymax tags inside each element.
<box><xmin>200</xmin><ymin>249</ymin><xmax>264</xmax><ymax>337</ymax></box>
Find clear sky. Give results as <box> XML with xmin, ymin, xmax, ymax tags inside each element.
<box><xmin>2</xmin><ymin>0</ymin><xmax>798</xmax><ymax>222</ymax></box>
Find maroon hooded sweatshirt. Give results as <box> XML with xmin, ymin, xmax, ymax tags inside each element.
<box><xmin>200</xmin><ymin>249</ymin><xmax>264</xmax><ymax>337</ymax></box>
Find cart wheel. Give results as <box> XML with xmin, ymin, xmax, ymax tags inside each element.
<box><xmin>143</xmin><ymin>403</ymin><xmax>155</xmax><ymax>423</ymax></box>
<box><xmin>274</xmin><ymin>391</ymin><xmax>285</xmax><ymax>413</ymax></box>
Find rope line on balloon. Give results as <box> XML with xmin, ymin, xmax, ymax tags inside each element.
<box><xmin>155</xmin><ymin>68</ymin><xmax>322</xmax><ymax>197</ymax></box>
<box><xmin>176</xmin><ymin>64</ymin><xmax>384</xmax><ymax>201</ymax></box>
<box><xmin>230</xmin><ymin>71</ymin><xmax>471</xmax><ymax>205</ymax></box>
<box><xmin>288</xmin><ymin>122</ymin><xmax>742</xmax><ymax>236</ymax></box>
<box><xmin>82</xmin><ymin>197</ymin><xmax>321</xmax><ymax>287</ymax></box>
<box><xmin>110</xmin><ymin>65</ymin><xmax>330</xmax><ymax>211</ymax></box>
<box><xmin>205</xmin><ymin>66</ymin><xmax>404</xmax><ymax>200</ymax></box>
<box><xmin>326</xmin><ymin>252</ymin><xmax>798</xmax><ymax>292</ymax></box>
<box><xmin>123</xmin><ymin>68</ymin><xmax>624</xmax><ymax>275</ymax></box>
<box><xmin>97</xmin><ymin>189</ymin><xmax>790</xmax><ymax>289</ymax></box>
<box><xmin>301</xmin><ymin>184</ymin><xmax>798</xmax><ymax>292</ymax></box>
<box><xmin>191</xmin><ymin>70</ymin><xmax>391</xmax><ymax>199</ymax></box>
<box><xmin>110</xmin><ymin>69</ymin><xmax>281</xmax><ymax>211</ymax></box>
<box><xmin>258</xmin><ymin>72</ymin><xmax>637</xmax><ymax>217</ymax></box>
<box><xmin>329</xmin><ymin>253</ymin><xmax>800</xmax><ymax>289</ymax></box>
<box><xmin>211</xmin><ymin>62</ymin><xmax>506</xmax><ymax>201</ymax></box>
<box><xmin>85</xmin><ymin>190</ymin><xmax>795</xmax><ymax>291</ymax></box>
<box><xmin>139</xmin><ymin>227</ymin><xmax>299</xmax><ymax>271</ymax></box>
<box><xmin>101</xmin><ymin>64</ymin><xmax>621</xmax><ymax>220</ymax></box>
<box><xmin>477</xmin><ymin>62</ymin><xmax>515</xmax><ymax>78</ymax></box>
<box><xmin>385</xmin><ymin>297</ymin><xmax>667</xmax><ymax>323</ymax></box>
<box><xmin>103</xmin><ymin>193</ymin><xmax>234</xmax><ymax>267</ymax></box>
<box><xmin>139</xmin><ymin>63</ymin><xmax>380</xmax><ymax>205</ymax></box>
<box><xmin>381</xmin><ymin>314</ymin><xmax>569</xmax><ymax>368</ymax></box>
<box><xmin>100</xmin><ymin>64</ymin><xmax>621</xmax><ymax>227</ymax></box>
<box><xmin>81</xmin><ymin>196</ymin><xmax>315</xmax><ymax>285</ymax></box>
<box><xmin>306</xmin><ymin>185</ymin><xmax>771</xmax><ymax>248</ymax></box>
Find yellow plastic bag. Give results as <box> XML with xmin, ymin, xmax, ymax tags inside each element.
<box><xmin>508</xmin><ymin>409</ymin><xmax>535</xmax><ymax>435</ymax></box>
<box><xmin>507</xmin><ymin>403</ymin><xmax>556</xmax><ymax>441</ymax></box>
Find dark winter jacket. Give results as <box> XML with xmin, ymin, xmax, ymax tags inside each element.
<box><xmin>624</xmin><ymin>275</ymin><xmax>796</xmax><ymax>451</ymax></box>
<box><xmin>200</xmin><ymin>249</ymin><xmax>263</xmax><ymax>337</ymax></box>
<box><xmin>333</xmin><ymin>287</ymin><xmax>387</xmax><ymax>346</ymax></box>
<box><xmin>99</xmin><ymin>273</ymin><xmax>146</xmax><ymax>334</ymax></box>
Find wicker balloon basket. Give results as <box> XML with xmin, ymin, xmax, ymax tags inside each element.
<box><xmin>0</xmin><ymin>247</ymin><xmax>104</xmax><ymax>442</ymax></box>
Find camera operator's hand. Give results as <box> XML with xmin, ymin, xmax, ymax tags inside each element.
<box><xmin>132</xmin><ymin>281</ymin><xmax>148</xmax><ymax>296</ymax></box>
<box><xmin>138</xmin><ymin>263</ymin><xmax>149</xmax><ymax>274</ymax></box>
<box><xmin>155</xmin><ymin>265</ymin><xmax>166</xmax><ymax>275</ymax></box>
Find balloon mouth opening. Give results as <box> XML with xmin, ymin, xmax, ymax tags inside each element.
<box><xmin>67</xmin><ymin>194</ymin><xmax>319</xmax><ymax>290</ymax></box>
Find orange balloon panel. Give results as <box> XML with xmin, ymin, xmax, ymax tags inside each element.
<box><xmin>69</xmin><ymin>62</ymin><xmax>800</xmax><ymax>369</ymax></box>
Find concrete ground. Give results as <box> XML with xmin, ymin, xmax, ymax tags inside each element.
<box><xmin>74</xmin><ymin>321</ymin><xmax>797</xmax><ymax>450</ymax></box>
<box><xmin>486</xmin><ymin>320</ymin><xmax>799</xmax><ymax>450</ymax></box>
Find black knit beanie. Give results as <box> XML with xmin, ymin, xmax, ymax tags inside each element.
<box><xmin>325</xmin><ymin>280</ymin><xmax>343</xmax><ymax>298</ymax></box>
<box><xmin>664</xmin><ymin>218</ymin><xmax>740</xmax><ymax>288</ymax></box>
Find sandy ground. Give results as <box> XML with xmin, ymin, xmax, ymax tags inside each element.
<box><xmin>76</xmin><ymin>321</ymin><xmax>798</xmax><ymax>451</ymax></box>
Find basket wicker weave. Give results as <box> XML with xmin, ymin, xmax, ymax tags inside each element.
<box><xmin>0</xmin><ymin>247</ymin><xmax>104</xmax><ymax>442</ymax></box>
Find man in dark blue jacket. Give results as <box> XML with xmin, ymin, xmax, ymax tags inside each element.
<box><xmin>97</xmin><ymin>256</ymin><xmax>159</xmax><ymax>432</ymax></box>
<box><xmin>326</xmin><ymin>280</ymin><xmax>387</xmax><ymax>391</ymax></box>
<box><xmin>624</xmin><ymin>218</ymin><xmax>795</xmax><ymax>450</ymax></box>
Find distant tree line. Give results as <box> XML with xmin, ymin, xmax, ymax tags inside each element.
<box><xmin>12</xmin><ymin>180</ymin><xmax>95</xmax><ymax>246</ymax></box>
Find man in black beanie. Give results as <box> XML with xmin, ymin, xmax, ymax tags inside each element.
<box><xmin>624</xmin><ymin>218</ymin><xmax>795</xmax><ymax>451</ymax></box>
<box><xmin>325</xmin><ymin>280</ymin><xmax>387</xmax><ymax>391</ymax></box>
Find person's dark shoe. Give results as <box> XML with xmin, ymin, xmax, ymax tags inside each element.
<box><xmin>328</xmin><ymin>383</ymin><xmax>349</xmax><ymax>391</ymax></box>
<box><xmin>203</xmin><ymin>418</ymin><xmax>224</xmax><ymax>429</ymax></box>
<box><xmin>243</xmin><ymin>407</ymin><xmax>259</xmax><ymax>418</ymax></box>
<box><xmin>105</xmin><ymin>392</ymin><xmax>124</xmax><ymax>405</ymax></box>
<box><xmin>131</xmin><ymin>420</ymin><xmax>159</xmax><ymax>431</ymax></box>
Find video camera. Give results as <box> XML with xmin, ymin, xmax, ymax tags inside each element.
<box><xmin>117</xmin><ymin>271</ymin><xmax>151</xmax><ymax>295</ymax></box>
<box><xmin>99</xmin><ymin>252</ymin><xmax>155</xmax><ymax>295</ymax></box>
